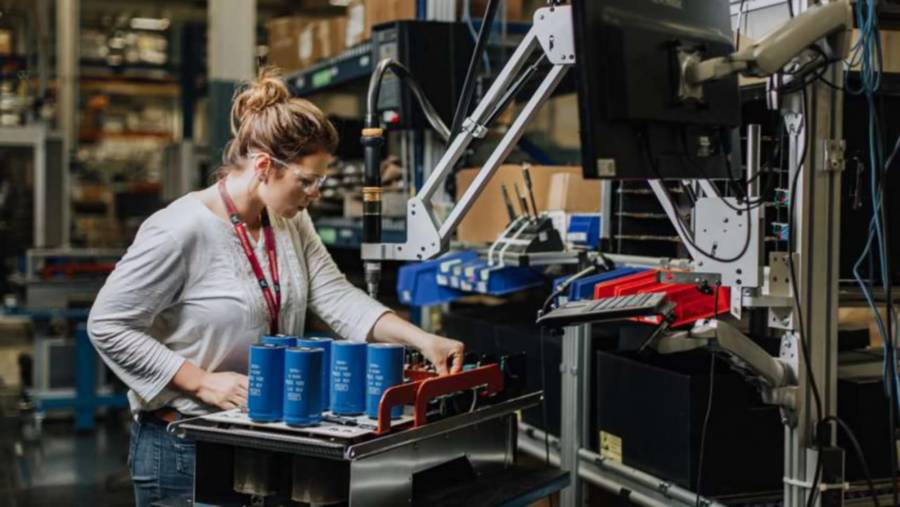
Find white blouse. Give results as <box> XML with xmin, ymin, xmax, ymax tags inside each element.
<box><xmin>87</xmin><ymin>194</ymin><xmax>390</xmax><ymax>415</ymax></box>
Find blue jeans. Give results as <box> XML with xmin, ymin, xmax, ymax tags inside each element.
<box><xmin>128</xmin><ymin>414</ymin><xmax>196</xmax><ymax>507</ymax></box>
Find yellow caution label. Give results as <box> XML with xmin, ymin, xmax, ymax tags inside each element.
<box><xmin>599</xmin><ymin>431</ymin><xmax>623</xmax><ymax>463</ymax></box>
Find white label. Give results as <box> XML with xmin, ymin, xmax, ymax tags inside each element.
<box><xmin>285</xmin><ymin>366</ymin><xmax>306</xmax><ymax>402</ymax></box>
<box><xmin>346</xmin><ymin>4</ymin><xmax>365</xmax><ymax>46</ymax></box>
<box><xmin>249</xmin><ymin>363</ymin><xmax>264</xmax><ymax>397</ymax></box>
<box><xmin>332</xmin><ymin>359</ymin><xmax>353</xmax><ymax>392</ymax></box>
<box><xmin>299</xmin><ymin>26</ymin><xmax>314</xmax><ymax>60</ymax></box>
<box><xmin>568</xmin><ymin>232</ymin><xmax>588</xmax><ymax>242</ymax></box>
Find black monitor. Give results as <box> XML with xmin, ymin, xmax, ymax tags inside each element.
<box><xmin>572</xmin><ymin>0</ymin><xmax>742</xmax><ymax>179</ymax></box>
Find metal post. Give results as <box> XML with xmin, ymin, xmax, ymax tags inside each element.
<box><xmin>747</xmin><ymin>124</ymin><xmax>762</xmax><ymax>199</ymax></box>
<box><xmin>207</xmin><ymin>0</ymin><xmax>256</xmax><ymax>162</ymax></box>
<box><xmin>781</xmin><ymin>4</ymin><xmax>843</xmax><ymax>503</ymax></box>
<box><xmin>56</xmin><ymin>0</ymin><xmax>78</xmax><ymax>155</ymax></box>
<box><xmin>36</xmin><ymin>0</ymin><xmax>52</xmax><ymax>100</ymax></box>
<box><xmin>560</xmin><ymin>324</ymin><xmax>589</xmax><ymax>506</ymax></box>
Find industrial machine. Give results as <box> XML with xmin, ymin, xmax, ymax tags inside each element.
<box><xmin>354</xmin><ymin>1</ymin><xmax>877</xmax><ymax>506</ymax></box>
<box><xmin>170</xmin><ymin>360</ymin><xmax>568</xmax><ymax>506</ymax></box>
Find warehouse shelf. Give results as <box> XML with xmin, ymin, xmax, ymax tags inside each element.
<box><xmin>78</xmin><ymin>130</ymin><xmax>174</xmax><ymax>143</ymax></box>
<box><xmin>286</xmin><ymin>42</ymin><xmax>374</xmax><ymax>97</ymax></box>
<box><xmin>284</xmin><ymin>20</ymin><xmax>532</xmax><ymax>98</ymax></box>
<box><xmin>80</xmin><ymin>58</ymin><xmax>178</xmax><ymax>82</ymax></box>
<box><xmin>80</xmin><ymin>78</ymin><xmax>180</xmax><ymax>97</ymax></box>
<box><xmin>0</xmin><ymin>54</ymin><xmax>27</xmax><ymax>67</ymax></box>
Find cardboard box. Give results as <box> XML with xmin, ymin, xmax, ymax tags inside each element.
<box><xmin>365</xmin><ymin>0</ymin><xmax>417</xmax><ymax>35</ymax></box>
<box><xmin>455</xmin><ymin>165</ymin><xmax>602</xmax><ymax>243</ymax></box>
<box><xmin>318</xmin><ymin>17</ymin><xmax>348</xmax><ymax>60</ymax></box>
<box><xmin>462</xmin><ymin>0</ymin><xmax>526</xmax><ymax>22</ymax></box>
<box><xmin>298</xmin><ymin>22</ymin><xmax>322</xmax><ymax>68</ymax></box>
<box><xmin>851</xmin><ymin>29</ymin><xmax>900</xmax><ymax>74</ymax></box>
<box><xmin>546</xmin><ymin>172</ymin><xmax>603</xmax><ymax>212</ymax></box>
<box><xmin>346</xmin><ymin>1</ymin><xmax>369</xmax><ymax>47</ymax></box>
<box><xmin>267</xmin><ymin>16</ymin><xmax>314</xmax><ymax>72</ymax></box>
<box><xmin>267</xmin><ymin>15</ymin><xmax>329</xmax><ymax>72</ymax></box>
<box><xmin>0</xmin><ymin>30</ymin><xmax>11</xmax><ymax>56</ymax></box>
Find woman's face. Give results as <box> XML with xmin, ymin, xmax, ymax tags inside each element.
<box><xmin>258</xmin><ymin>151</ymin><xmax>332</xmax><ymax>219</ymax></box>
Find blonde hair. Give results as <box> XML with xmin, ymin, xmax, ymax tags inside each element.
<box><xmin>221</xmin><ymin>67</ymin><xmax>338</xmax><ymax>170</ymax></box>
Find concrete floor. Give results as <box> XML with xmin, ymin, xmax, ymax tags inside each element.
<box><xmin>0</xmin><ymin>406</ymin><xmax>135</xmax><ymax>507</ymax></box>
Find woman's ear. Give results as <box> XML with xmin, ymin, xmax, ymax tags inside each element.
<box><xmin>254</xmin><ymin>154</ymin><xmax>272</xmax><ymax>182</ymax></box>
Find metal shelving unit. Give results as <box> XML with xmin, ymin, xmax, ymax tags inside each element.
<box><xmin>286</xmin><ymin>42</ymin><xmax>374</xmax><ymax>97</ymax></box>
<box><xmin>0</xmin><ymin>125</ymin><xmax>69</xmax><ymax>248</ymax></box>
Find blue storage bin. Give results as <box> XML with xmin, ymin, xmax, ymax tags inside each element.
<box><xmin>566</xmin><ymin>213</ymin><xmax>603</xmax><ymax>249</ymax></box>
<box><xmin>476</xmin><ymin>264</ymin><xmax>545</xmax><ymax>295</ymax></box>
<box><xmin>396</xmin><ymin>251</ymin><xmax>477</xmax><ymax>306</ymax></box>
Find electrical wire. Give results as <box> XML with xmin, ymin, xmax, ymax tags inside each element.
<box><xmin>842</xmin><ymin>1</ymin><xmax>899</xmax><ymax>502</ymax></box>
<box><xmin>365</xmin><ymin>58</ymin><xmax>451</xmax><ymax>140</ymax></box>
<box><xmin>450</xmin><ymin>0</ymin><xmax>500</xmax><ymax>139</ymax></box>
<box><xmin>820</xmin><ymin>416</ymin><xmax>883</xmax><ymax>507</ymax></box>
<box><xmin>676</xmin><ymin>129</ymin><xmax>771</xmax><ymax>212</ymax></box>
<box><xmin>540</xmin><ymin>263</ymin><xmax>607</xmax><ymax>316</ymax></box>
<box><xmin>641</xmin><ymin>132</ymin><xmax>753</xmax><ymax>263</ymax></box>
<box><xmin>462</xmin><ymin>0</ymin><xmax>492</xmax><ymax>75</ymax></box>
<box><xmin>695</xmin><ymin>284</ymin><xmax>721</xmax><ymax>507</ymax></box>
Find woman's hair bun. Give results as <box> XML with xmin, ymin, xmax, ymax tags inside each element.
<box><xmin>222</xmin><ymin>65</ymin><xmax>338</xmax><ymax>168</ymax></box>
<box><xmin>231</xmin><ymin>67</ymin><xmax>290</xmax><ymax>125</ymax></box>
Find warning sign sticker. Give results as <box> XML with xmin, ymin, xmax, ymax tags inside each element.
<box><xmin>599</xmin><ymin>431</ymin><xmax>623</xmax><ymax>463</ymax></box>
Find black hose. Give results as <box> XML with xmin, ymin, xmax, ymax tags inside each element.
<box><xmin>449</xmin><ymin>0</ymin><xmax>500</xmax><ymax>139</ymax></box>
<box><xmin>365</xmin><ymin>58</ymin><xmax>450</xmax><ymax>140</ymax></box>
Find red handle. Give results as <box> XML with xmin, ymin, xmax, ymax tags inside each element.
<box><xmin>374</xmin><ymin>365</ymin><xmax>504</xmax><ymax>434</ymax></box>
<box><xmin>413</xmin><ymin>365</ymin><xmax>504</xmax><ymax>427</ymax></box>
<box><xmin>376</xmin><ymin>381</ymin><xmax>419</xmax><ymax>434</ymax></box>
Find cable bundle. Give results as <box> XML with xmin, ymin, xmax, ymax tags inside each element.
<box><xmin>844</xmin><ymin>0</ymin><xmax>898</xmax><ymax>504</ymax></box>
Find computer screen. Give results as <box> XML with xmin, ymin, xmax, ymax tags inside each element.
<box><xmin>572</xmin><ymin>0</ymin><xmax>742</xmax><ymax>179</ymax></box>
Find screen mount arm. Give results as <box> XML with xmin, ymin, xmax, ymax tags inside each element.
<box><xmin>680</xmin><ymin>0</ymin><xmax>851</xmax><ymax>98</ymax></box>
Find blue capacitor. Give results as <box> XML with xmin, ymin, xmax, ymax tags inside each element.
<box><xmin>247</xmin><ymin>344</ymin><xmax>285</xmax><ymax>422</ymax></box>
<box><xmin>330</xmin><ymin>341</ymin><xmax>367</xmax><ymax>415</ymax></box>
<box><xmin>366</xmin><ymin>343</ymin><xmax>405</xmax><ymax>419</ymax></box>
<box><xmin>296</xmin><ymin>336</ymin><xmax>333</xmax><ymax>410</ymax></box>
<box><xmin>261</xmin><ymin>335</ymin><xmax>298</xmax><ymax>348</ymax></box>
<box><xmin>283</xmin><ymin>347</ymin><xmax>324</xmax><ymax>426</ymax></box>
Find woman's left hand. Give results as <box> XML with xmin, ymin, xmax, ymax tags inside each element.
<box><xmin>420</xmin><ymin>334</ymin><xmax>465</xmax><ymax>375</ymax></box>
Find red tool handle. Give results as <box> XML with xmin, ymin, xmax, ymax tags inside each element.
<box><xmin>376</xmin><ymin>381</ymin><xmax>419</xmax><ymax>434</ymax></box>
<box><xmin>374</xmin><ymin>365</ymin><xmax>504</xmax><ymax>434</ymax></box>
<box><xmin>413</xmin><ymin>364</ymin><xmax>504</xmax><ymax>427</ymax></box>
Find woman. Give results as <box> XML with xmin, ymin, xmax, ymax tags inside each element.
<box><xmin>87</xmin><ymin>69</ymin><xmax>465</xmax><ymax>506</ymax></box>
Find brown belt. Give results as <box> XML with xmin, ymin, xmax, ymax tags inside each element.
<box><xmin>148</xmin><ymin>407</ymin><xmax>181</xmax><ymax>423</ymax></box>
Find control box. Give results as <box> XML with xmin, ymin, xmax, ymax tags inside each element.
<box><xmin>371</xmin><ymin>21</ymin><xmax>474</xmax><ymax>131</ymax></box>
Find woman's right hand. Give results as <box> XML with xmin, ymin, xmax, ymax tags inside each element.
<box><xmin>195</xmin><ymin>371</ymin><xmax>248</xmax><ymax>410</ymax></box>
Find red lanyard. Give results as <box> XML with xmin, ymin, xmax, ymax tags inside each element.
<box><xmin>217</xmin><ymin>179</ymin><xmax>281</xmax><ymax>334</ymax></box>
